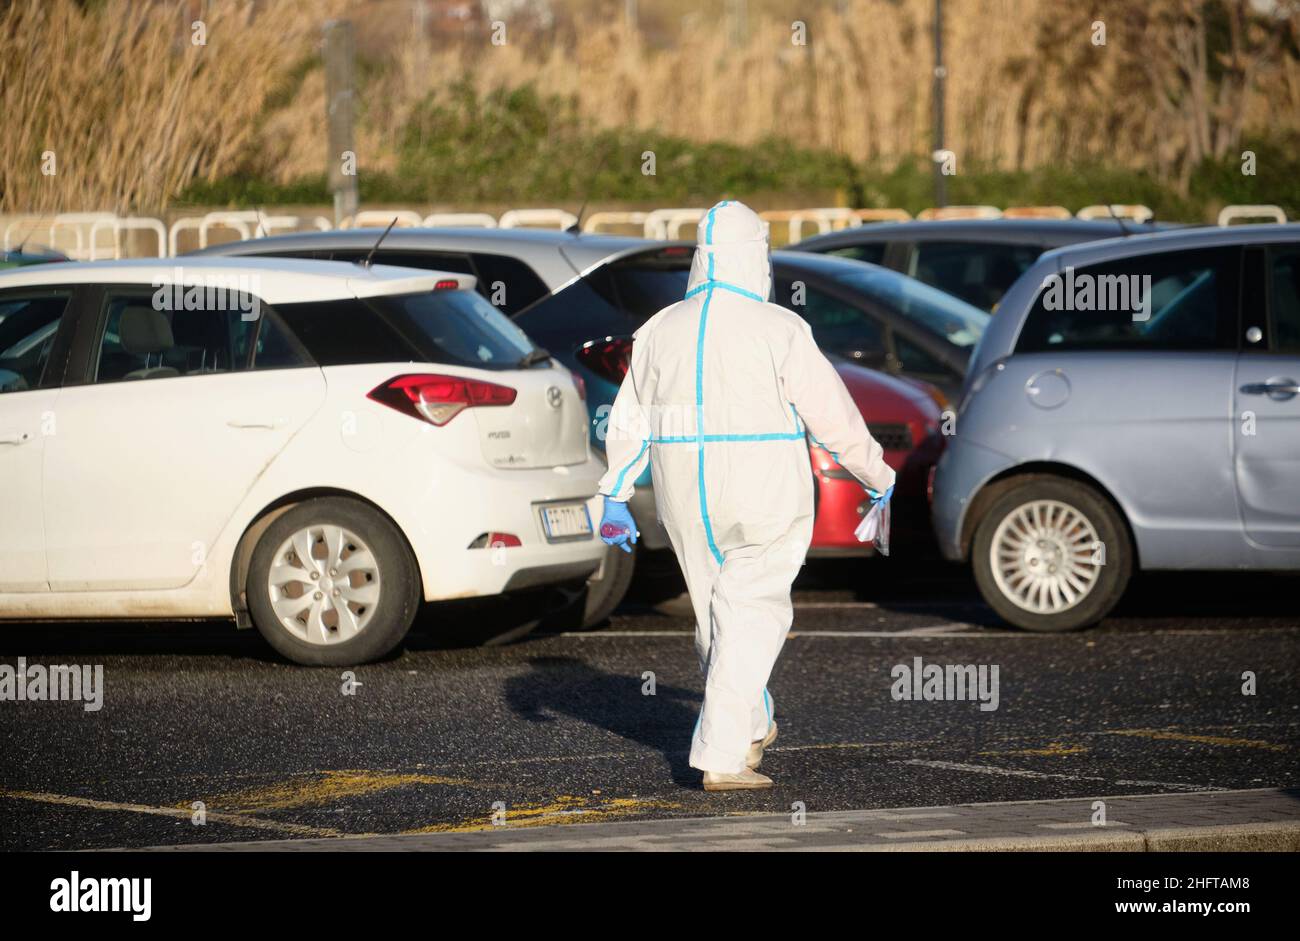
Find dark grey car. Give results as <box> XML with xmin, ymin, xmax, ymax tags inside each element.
<box><xmin>791</xmin><ymin>218</ymin><xmax>1172</xmax><ymax>312</ymax></box>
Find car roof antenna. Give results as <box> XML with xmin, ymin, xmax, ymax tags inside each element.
<box><xmin>567</xmin><ymin>150</ymin><xmax>611</xmax><ymax>235</ymax></box>
<box><xmin>1106</xmin><ymin>204</ymin><xmax>1133</xmax><ymax>237</ymax></box>
<box><xmin>363</xmin><ymin>217</ymin><xmax>399</xmax><ymax>269</ymax></box>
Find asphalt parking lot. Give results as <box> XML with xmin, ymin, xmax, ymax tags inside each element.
<box><xmin>1</xmin><ymin>556</ymin><xmax>1297</xmax><ymax>851</ymax></box>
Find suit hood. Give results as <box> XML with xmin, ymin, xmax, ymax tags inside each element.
<box><xmin>687</xmin><ymin>200</ymin><xmax>772</xmax><ymax>300</ymax></box>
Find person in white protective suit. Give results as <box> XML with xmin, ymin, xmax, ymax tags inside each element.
<box><xmin>596</xmin><ymin>200</ymin><xmax>896</xmax><ymax>791</ymax></box>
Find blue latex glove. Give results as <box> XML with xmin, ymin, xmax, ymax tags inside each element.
<box><xmin>867</xmin><ymin>484</ymin><xmax>894</xmax><ymax>506</ymax></box>
<box><xmin>599</xmin><ymin>497</ymin><xmax>638</xmax><ymax>554</ymax></box>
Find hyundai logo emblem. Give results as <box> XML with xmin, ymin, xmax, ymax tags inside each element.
<box><xmin>546</xmin><ymin>386</ymin><xmax>563</xmax><ymax>408</ymax></box>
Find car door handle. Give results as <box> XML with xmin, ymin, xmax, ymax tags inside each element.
<box><xmin>1240</xmin><ymin>378</ymin><xmax>1300</xmax><ymax>399</ymax></box>
<box><xmin>0</xmin><ymin>431</ymin><xmax>31</xmax><ymax>445</ymax></box>
<box><xmin>226</xmin><ymin>418</ymin><xmax>287</xmax><ymax>429</ymax></box>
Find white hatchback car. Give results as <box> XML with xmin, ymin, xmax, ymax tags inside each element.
<box><xmin>0</xmin><ymin>258</ymin><xmax>607</xmax><ymax>664</ymax></box>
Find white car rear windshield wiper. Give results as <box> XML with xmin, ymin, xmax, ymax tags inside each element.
<box><xmin>518</xmin><ymin>347</ymin><xmax>552</xmax><ymax>368</ymax></box>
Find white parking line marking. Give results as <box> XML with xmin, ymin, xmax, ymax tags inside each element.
<box><xmin>900</xmin><ymin>759</ymin><xmax>1216</xmax><ymax>792</ymax></box>
<box><xmin>878</xmin><ymin>828</ymin><xmax>967</xmax><ymax>839</ymax></box>
<box><xmin>793</xmin><ymin>601</ymin><xmax>981</xmax><ymax>609</ymax></box>
<box><xmin>790</xmin><ymin>625</ymin><xmax>988</xmax><ymax>637</ymax></box>
<box><xmin>565</xmin><ymin>627</ymin><xmax>1021</xmax><ymax>638</ymax></box>
<box><xmin>557</xmin><ymin>630</ymin><xmax>695</xmax><ymax>637</ymax></box>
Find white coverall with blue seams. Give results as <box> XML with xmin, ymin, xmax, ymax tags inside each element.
<box><xmin>597</xmin><ymin>200</ymin><xmax>896</xmax><ymax>774</ymax></box>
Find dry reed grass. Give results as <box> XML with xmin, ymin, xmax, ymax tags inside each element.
<box><xmin>3</xmin><ymin>0</ymin><xmax>1296</xmax><ymax>213</ymax></box>
<box><xmin>0</xmin><ymin>0</ymin><xmax>335</xmax><ymax>214</ymax></box>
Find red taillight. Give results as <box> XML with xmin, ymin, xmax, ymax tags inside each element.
<box><xmin>575</xmin><ymin>337</ymin><xmax>632</xmax><ymax>384</ymax></box>
<box><xmin>368</xmin><ymin>373</ymin><xmax>517</xmax><ymax>426</ymax></box>
<box><xmin>468</xmin><ymin>532</ymin><xmax>522</xmax><ymax>549</ymax></box>
<box><xmin>434</xmin><ymin>279</ymin><xmax>459</xmax><ymax>290</ymax></box>
<box><xmin>569</xmin><ymin>369</ymin><xmax>586</xmax><ymax>401</ymax></box>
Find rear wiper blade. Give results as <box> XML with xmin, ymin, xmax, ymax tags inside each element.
<box><xmin>518</xmin><ymin>347</ymin><xmax>552</xmax><ymax>368</ymax></box>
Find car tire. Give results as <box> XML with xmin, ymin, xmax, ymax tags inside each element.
<box><xmin>540</xmin><ymin>542</ymin><xmax>636</xmax><ymax>631</ymax></box>
<box><xmin>971</xmin><ymin>476</ymin><xmax>1132</xmax><ymax>632</ymax></box>
<box><xmin>246</xmin><ymin>497</ymin><xmax>420</xmax><ymax>665</ymax></box>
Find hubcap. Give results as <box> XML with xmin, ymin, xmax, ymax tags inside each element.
<box><xmin>267</xmin><ymin>525</ymin><xmax>381</xmax><ymax>645</ymax></box>
<box><xmin>989</xmin><ymin>499</ymin><xmax>1101</xmax><ymax>614</ymax></box>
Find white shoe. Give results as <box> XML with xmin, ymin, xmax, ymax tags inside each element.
<box><xmin>746</xmin><ymin>721</ymin><xmax>778</xmax><ymax>770</ymax></box>
<box><xmin>703</xmin><ymin>768</ymin><xmax>774</xmax><ymax>791</ymax></box>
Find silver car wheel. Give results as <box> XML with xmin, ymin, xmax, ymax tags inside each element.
<box><xmin>989</xmin><ymin>499</ymin><xmax>1101</xmax><ymax>614</ymax></box>
<box><xmin>267</xmin><ymin>524</ymin><xmax>381</xmax><ymax>645</ymax></box>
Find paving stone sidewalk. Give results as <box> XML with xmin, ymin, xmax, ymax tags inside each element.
<box><xmin>132</xmin><ymin>787</ymin><xmax>1300</xmax><ymax>852</ymax></box>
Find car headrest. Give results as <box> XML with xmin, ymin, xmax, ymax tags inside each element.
<box><xmin>119</xmin><ymin>305</ymin><xmax>174</xmax><ymax>356</ymax></box>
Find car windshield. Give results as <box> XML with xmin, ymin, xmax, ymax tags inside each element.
<box><xmin>371</xmin><ymin>289</ymin><xmax>536</xmax><ymax>367</ymax></box>
<box><xmin>825</xmin><ymin>266</ymin><xmax>990</xmax><ymax>348</ymax></box>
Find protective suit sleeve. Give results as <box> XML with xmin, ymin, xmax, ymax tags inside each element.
<box><xmin>780</xmin><ymin>320</ymin><xmax>896</xmax><ymax>494</ymax></box>
<box><xmin>597</xmin><ymin>367</ymin><xmax>651</xmax><ymax>501</ymax></box>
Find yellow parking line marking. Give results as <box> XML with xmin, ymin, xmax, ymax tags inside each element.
<box><xmin>1102</xmin><ymin>729</ymin><xmax>1290</xmax><ymax>752</ymax></box>
<box><xmin>203</xmin><ymin>769</ymin><xmax>471</xmax><ymax>813</ymax></box>
<box><xmin>0</xmin><ymin>789</ymin><xmax>344</xmax><ymax>838</ymax></box>
<box><xmin>401</xmin><ymin>795</ymin><xmax>683</xmax><ymax>834</ymax></box>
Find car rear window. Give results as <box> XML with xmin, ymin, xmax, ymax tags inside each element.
<box><xmin>374</xmin><ymin>290</ymin><xmax>535</xmax><ymax>367</ymax></box>
<box><xmin>574</xmin><ymin>251</ymin><xmax>692</xmax><ymax>322</ymax></box>
<box><xmin>275</xmin><ymin>290</ymin><xmax>535</xmax><ymax>369</ymax></box>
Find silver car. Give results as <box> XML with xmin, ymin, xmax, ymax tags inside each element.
<box><xmin>933</xmin><ymin>224</ymin><xmax>1300</xmax><ymax>631</ymax></box>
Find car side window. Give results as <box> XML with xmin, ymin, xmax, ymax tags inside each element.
<box><xmin>893</xmin><ymin>332</ymin><xmax>949</xmax><ymax>375</ymax></box>
<box><xmin>93</xmin><ymin>291</ymin><xmax>262</xmax><ymax>383</ymax></box>
<box><xmin>1016</xmin><ymin>248</ymin><xmax>1239</xmax><ymax>354</ymax></box>
<box><xmin>0</xmin><ymin>293</ymin><xmax>72</xmax><ymax>394</ymax></box>
<box><xmin>826</xmin><ymin>243</ymin><xmax>888</xmax><ymax>266</ymax></box>
<box><xmin>911</xmin><ymin>241</ymin><xmax>1041</xmax><ymax>311</ymax></box>
<box><xmin>248</xmin><ymin>310</ymin><xmax>311</xmax><ymax>370</ymax></box>
<box><xmin>1269</xmin><ymin>246</ymin><xmax>1300</xmax><ymax>354</ymax></box>
<box><xmin>775</xmin><ymin>279</ymin><xmax>885</xmax><ymax>358</ymax></box>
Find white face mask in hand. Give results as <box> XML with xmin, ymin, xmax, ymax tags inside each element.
<box><xmin>855</xmin><ymin>499</ymin><xmax>891</xmax><ymax>556</ymax></box>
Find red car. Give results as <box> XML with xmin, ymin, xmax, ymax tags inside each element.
<box><xmin>808</xmin><ymin>361</ymin><xmax>944</xmax><ymax>555</ymax></box>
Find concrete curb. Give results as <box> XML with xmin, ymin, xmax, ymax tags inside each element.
<box><xmin>858</xmin><ymin>821</ymin><xmax>1300</xmax><ymax>852</ymax></box>
<box><xmin>118</xmin><ymin>787</ymin><xmax>1300</xmax><ymax>852</ymax></box>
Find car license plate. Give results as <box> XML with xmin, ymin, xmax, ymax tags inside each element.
<box><xmin>540</xmin><ymin>502</ymin><xmax>593</xmax><ymax>542</ymax></box>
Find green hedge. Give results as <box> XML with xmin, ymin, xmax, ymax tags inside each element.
<box><xmin>178</xmin><ymin>84</ymin><xmax>1300</xmax><ymax>223</ymax></box>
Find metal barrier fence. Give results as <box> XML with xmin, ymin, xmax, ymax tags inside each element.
<box><xmin>2</xmin><ymin>203</ymin><xmax>1287</xmax><ymax>260</ymax></box>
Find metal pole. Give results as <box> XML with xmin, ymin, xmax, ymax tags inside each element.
<box><xmin>412</xmin><ymin>0</ymin><xmax>430</xmax><ymax>78</ymax></box>
<box><xmin>727</xmin><ymin>0</ymin><xmax>747</xmax><ymax>48</ymax></box>
<box><xmin>324</xmin><ymin>20</ymin><xmax>359</xmax><ymax>227</ymax></box>
<box><xmin>932</xmin><ymin>0</ymin><xmax>947</xmax><ymax>208</ymax></box>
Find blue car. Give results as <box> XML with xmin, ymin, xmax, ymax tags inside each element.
<box><xmin>934</xmin><ymin>224</ymin><xmax>1300</xmax><ymax>631</ymax></box>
